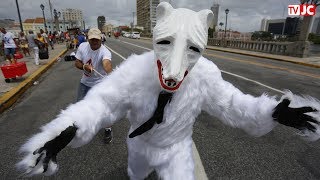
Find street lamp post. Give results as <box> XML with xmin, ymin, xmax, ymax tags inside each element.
<box><xmin>40</xmin><ymin>4</ymin><xmax>47</xmax><ymax>32</ymax></box>
<box><xmin>131</xmin><ymin>12</ymin><xmax>135</xmax><ymax>34</ymax></box>
<box><xmin>48</xmin><ymin>0</ymin><xmax>53</xmax><ymax>32</ymax></box>
<box><xmin>53</xmin><ymin>9</ymin><xmax>61</xmax><ymax>32</ymax></box>
<box><xmin>63</xmin><ymin>14</ymin><xmax>66</xmax><ymax>31</ymax></box>
<box><xmin>15</xmin><ymin>0</ymin><xmax>23</xmax><ymax>33</ymax></box>
<box><xmin>224</xmin><ymin>9</ymin><xmax>229</xmax><ymax>41</ymax></box>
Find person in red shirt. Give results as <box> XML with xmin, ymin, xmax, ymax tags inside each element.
<box><xmin>48</xmin><ymin>32</ymin><xmax>54</xmax><ymax>50</ymax></box>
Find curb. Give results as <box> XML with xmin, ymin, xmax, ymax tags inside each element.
<box><xmin>0</xmin><ymin>48</ymin><xmax>68</xmax><ymax>113</ymax></box>
<box><xmin>206</xmin><ymin>47</ymin><xmax>320</xmax><ymax>69</ymax></box>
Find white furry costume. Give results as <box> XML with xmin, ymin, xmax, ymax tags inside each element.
<box><xmin>17</xmin><ymin>2</ymin><xmax>320</xmax><ymax>180</ymax></box>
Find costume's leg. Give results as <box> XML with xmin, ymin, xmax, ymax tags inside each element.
<box><xmin>155</xmin><ymin>141</ymin><xmax>195</xmax><ymax>180</ymax></box>
<box><xmin>127</xmin><ymin>150</ymin><xmax>153</xmax><ymax>180</ymax></box>
<box><xmin>127</xmin><ymin>138</ymin><xmax>153</xmax><ymax>180</ymax></box>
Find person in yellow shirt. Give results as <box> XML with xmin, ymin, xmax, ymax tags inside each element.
<box><xmin>73</xmin><ymin>35</ymin><xmax>78</xmax><ymax>50</ymax></box>
<box><xmin>36</xmin><ymin>32</ymin><xmax>47</xmax><ymax>49</ymax></box>
<box><xmin>19</xmin><ymin>32</ymin><xmax>30</xmax><ymax>56</ymax></box>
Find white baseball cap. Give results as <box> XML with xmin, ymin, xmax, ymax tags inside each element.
<box><xmin>88</xmin><ymin>28</ymin><xmax>102</xmax><ymax>40</ymax></box>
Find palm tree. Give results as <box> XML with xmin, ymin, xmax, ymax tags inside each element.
<box><xmin>219</xmin><ymin>22</ymin><xmax>224</xmax><ymax>31</ymax></box>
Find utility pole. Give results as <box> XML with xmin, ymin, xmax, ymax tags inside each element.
<box><xmin>49</xmin><ymin>0</ymin><xmax>54</xmax><ymax>32</ymax></box>
<box><xmin>131</xmin><ymin>12</ymin><xmax>135</xmax><ymax>34</ymax></box>
<box><xmin>63</xmin><ymin>14</ymin><xmax>66</xmax><ymax>31</ymax></box>
<box><xmin>15</xmin><ymin>0</ymin><xmax>23</xmax><ymax>33</ymax></box>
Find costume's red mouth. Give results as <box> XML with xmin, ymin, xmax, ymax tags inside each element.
<box><xmin>157</xmin><ymin>60</ymin><xmax>188</xmax><ymax>91</ymax></box>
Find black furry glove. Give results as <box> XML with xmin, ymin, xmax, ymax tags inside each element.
<box><xmin>32</xmin><ymin>125</ymin><xmax>78</xmax><ymax>172</ymax></box>
<box><xmin>272</xmin><ymin>99</ymin><xmax>318</xmax><ymax>132</ymax></box>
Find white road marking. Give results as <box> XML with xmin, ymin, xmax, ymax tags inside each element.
<box><xmin>120</xmin><ymin>40</ymin><xmax>152</xmax><ymax>51</ymax></box>
<box><xmin>221</xmin><ymin>71</ymin><xmax>284</xmax><ymax>94</ymax></box>
<box><xmin>104</xmin><ymin>44</ymin><xmax>127</xmax><ymax>60</ymax></box>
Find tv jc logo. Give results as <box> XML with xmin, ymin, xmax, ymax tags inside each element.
<box><xmin>288</xmin><ymin>4</ymin><xmax>316</xmax><ymax>16</ymax></box>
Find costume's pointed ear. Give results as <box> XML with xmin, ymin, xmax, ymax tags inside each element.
<box><xmin>198</xmin><ymin>9</ymin><xmax>214</xmax><ymax>29</ymax></box>
<box><xmin>156</xmin><ymin>2</ymin><xmax>174</xmax><ymax>21</ymax></box>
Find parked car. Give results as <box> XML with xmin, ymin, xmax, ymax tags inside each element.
<box><xmin>131</xmin><ymin>32</ymin><xmax>140</xmax><ymax>39</ymax></box>
<box><xmin>123</xmin><ymin>33</ymin><xmax>131</xmax><ymax>38</ymax></box>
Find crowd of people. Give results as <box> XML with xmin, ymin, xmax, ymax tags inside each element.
<box><xmin>1</xmin><ymin>26</ymin><xmax>113</xmax><ymax>140</ymax></box>
<box><xmin>0</xmin><ymin>28</ymin><xmax>91</xmax><ymax>66</ymax></box>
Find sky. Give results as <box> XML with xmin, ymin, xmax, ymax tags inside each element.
<box><xmin>0</xmin><ymin>0</ymin><xmax>319</xmax><ymax>32</ymax></box>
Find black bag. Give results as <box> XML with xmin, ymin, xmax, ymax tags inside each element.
<box><xmin>39</xmin><ymin>48</ymin><xmax>49</xmax><ymax>60</ymax></box>
<box><xmin>64</xmin><ymin>55</ymin><xmax>76</xmax><ymax>61</ymax></box>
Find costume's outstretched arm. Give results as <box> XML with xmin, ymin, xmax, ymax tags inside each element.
<box><xmin>272</xmin><ymin>92</ymin><xmax>320</xmax><ymax>140</ymax></box>
<box><xmin>200</xmin><ymin>58</ymin><xmax>320</xmax><ymax>138</ymax></box>
<box><xmin>16</xmin><ymin>55</ymin><xmax>136</xmax><ymax>176</ymax></box>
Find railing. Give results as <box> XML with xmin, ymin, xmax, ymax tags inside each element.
<box><xmin>139</xmin><ymin>36</ymin><xmax>307</xmax><ymax>57</ymax></box>
<box><xmin>207</xmin><ymin>38</ymin><xmax>298</xmax><ymax>56</ymax></box>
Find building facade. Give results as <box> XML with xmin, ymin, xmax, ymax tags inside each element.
<box><xmin>210</xmin><ymin>2</ymin><xmax>220</xmax><ymax>30</ymax></box>
<box><xmin>262</xmin><ymin>17</ymin><xmax>302</xmax><ymax>37</ymax></box>
<box><xmin>266</xmin><ymin>19</ymin><xmax>286</xmax><ymax>35</ymax></box>
<box><xmin>97</xmin><ymin>16</ymin><xmax>106</xmax><ymax>31</ymax></box>
<box><xmin>311</xmin><ymin>17</ymin><xmax>320</xmax><ymax>34</ymax></box>
<box><xmin>62</xmin><ymin>8</ymin><xmax>83</xmax><ymax>21</ymax></box>
<box><xmin>22</xmin><ymin>18</ymin><xmax>46</xmax><ymax>34</ymax></box>
<box><xmin>62</xmin><ymin>8</ymin><xmax>84</xmax><ymax>29</ymax></box>
<box><xmin>47</xmin><ymin>20</ymin><xmax>78</xmax><ymax>32</ymax></box>
<box><xmin>284</xmin><ymin>17</ymin><xmax>301</xmax><ymax>36</ymax></box>
<box><xmin>102</xmin><ymin>24</ymin><xmax>114</xmax><ymax>34</ymax></box>
<box><xmin>260</xmin><ymin>18</ymin><xmax>267</xmax><ymax>31</ymax></box>
<box><xmin>22</xmin><ymin>17</ymin><xmax>73</xmax><ymax>34</ymax></box>
<box><xmin>137</xmin><ymin>0</ymin><xmax>160</xmax><ymax>35</ymax></box>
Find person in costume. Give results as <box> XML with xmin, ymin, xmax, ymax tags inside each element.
<box><xmin>16</xmin><ymin>2</ymin><xmax>319</xmax><ymax>180</ymax></box>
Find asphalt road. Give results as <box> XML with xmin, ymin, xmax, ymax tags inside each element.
<box><xmin>0</xmin><ymin>37</ymin><xmax>319</xmax><ymax>179</ymax></box>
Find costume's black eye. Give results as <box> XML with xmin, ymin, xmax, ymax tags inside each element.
<box><xmin>189</xmin><ymin>46</ymin><xmax>200</xmax><ymax>53</ymax></box>
<box><xmin>157</xmin><ymin>40</ymin><xmax>171</xmax><ymax>44</ymax></box>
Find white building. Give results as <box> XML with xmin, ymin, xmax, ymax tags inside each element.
<box><xmin>260</xmin><ymin>18</ymin><xmax>268</xmax><ymax>31</ymax></box>
<box><xmin>137</xmin><ymin>0</ymin><xmax>160</xmax><ymax>34</ymax></box>
<box><xmin>210</xmin><ymin>2</ymin><xmax>220</xmax><ymax>30</ymax></box>
<box><xmin>62</xmin><ymin>8</ymin><xmax>84</xmax><ymax>29</ymax></box>
<box><xmin>45</xmin><ymin>20</ymin><xmax>79</xmax><ymax>32</ymax></box>
<box><xmin>311</xmin><ymin>17</ymin><xmax>320</xmax><ymax>34</ymax></box>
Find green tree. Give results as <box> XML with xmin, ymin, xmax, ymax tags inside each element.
<box><xmin>251</xmin><ymin>31</ymin><xmax>272</xmax><ymax>41</ymax></box>
<box><xmin>308</xmin><ymin>33</ymin><xmax>320</xmax><ymax>44</ymax></box>
<box><xmin>208</xmin><ymin>27</ymin><xmax>214</xmax><ymax>38</ymax></box>
<box><xmin>219</xmin><ymin>22</ymin><xmax>224</xmax><ymax>31</ymax></box>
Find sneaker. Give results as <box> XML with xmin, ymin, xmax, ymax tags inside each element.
<box><xmin>104</xmin><ymin>128</ymin><xmax>113</xmax><ymax>144</ymax></box>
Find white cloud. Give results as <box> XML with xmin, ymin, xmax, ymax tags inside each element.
<box><xmin>0</xmin><ymin>0</ymin><xmax>317</xmax><ymax>32</ymax></box>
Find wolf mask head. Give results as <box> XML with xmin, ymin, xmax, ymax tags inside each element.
<box><xmin>153</xmin><ymin>2</ymin><xmax>213</xmax><ymax>92</ymax></box>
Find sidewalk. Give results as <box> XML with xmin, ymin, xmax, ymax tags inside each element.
<box><xmin>140</xmin><ymin>37</ymin><xmax>320</xmax><ymax>68</ymax></box>
<box><xmin>206</xmin><ymin>45</ymin><xmax>320</xmax><ymax>68</ymax></box>
<box><xmin>0</xmin><ymin>44</ymin><xmax>67</xmax><ymax>113</ymax></box>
